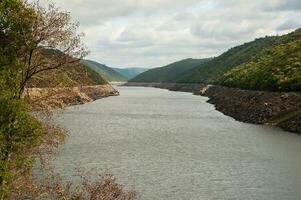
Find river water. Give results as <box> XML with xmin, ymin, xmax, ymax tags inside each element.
<box><xmin>54</xmin><ymin>86</ymin><xmax>301</xmax><ymax>200</ymax></box>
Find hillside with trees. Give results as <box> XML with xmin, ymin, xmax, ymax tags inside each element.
<box><xmin>28</xmin><ymin>49</ymin><xmax>107</xmax><ymax>88</ymax></box>
<box><xmin>219</xmin><ymin>28</ymin><xmax>301</xmax><ymax>91</ymax></box>
<box><xmin>176</xmin><ymin>36</ymin><xmax>278</xmax><ymax>83</ymax></box>
<box><xmin>81</xmin><ymin>59</ymin><xmax>128</xmax><ymax>82</ymax></box>
<box><xmin>113</xmin><ymin>67</ymin><xmax>149</xmax><ymax>79</ymax></box>
<box><xmin>130</xmin><ymin>58</ymin><xmax>211</xmax><ymax>82</ymax></box>
<box><xmin>130</xmin><ymin>28</ymin><xmax>301</xmax><ymax>92</ymax></box>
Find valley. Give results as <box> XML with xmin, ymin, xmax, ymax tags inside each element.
<box><xmin>1</xmin><ymin>1</ymin><xmax>301</xmax><ymax>199</ymax></box>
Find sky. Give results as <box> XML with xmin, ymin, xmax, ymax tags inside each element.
<box><xmin>40</xmin><ymin>0</ymin><xmax>301</xmax><ymax>68</ymax></box>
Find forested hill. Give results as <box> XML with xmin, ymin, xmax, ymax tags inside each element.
<box><xmin>81</xmin><ymin>60</ymin><xmax>128</xmax><ymax>82</ymax></box>
<box><xmin>28</xmin><ymin>62</ymin><xmax>107</xmax><ymax>88</ymax></box>
<box><xmin>219</xmin><ymin>28</ymin><xmax>301</xmax><ymax>91</ymax></box>
<box><xmin>113</xmin><ymin>67</ymin><xmax>149</xmax><ymax>79</ymax></box>
<box><xmin>129</xmin><ymin>28</ymin><xmax>301</xmax><ymax>92</ymax></box>
<box><xmin>27</xmin><ymin>50</ymin><xmax>107</xmax><ymax>88</ymax></box>
<box><xmin>130</xmin><ymin>58</ymin><xmax>211</xmax><ymax>82</ymax></box>
<box><xmin>176</xmin><ymin>36</ymin><xmax>278</xmax><ymax>83</ymax></box>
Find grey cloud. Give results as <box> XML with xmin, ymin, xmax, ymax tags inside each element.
<box><xmin>265</xmin><ymin>0</ymin><xmax>301</xmax><ymax>11</ymax></box>
<box><xmin>49</xmin><ymin>0</ymin><xmax>201</xmax><ymax>25</ymax></box>
<box><xmin>277</xmin><ymin>19</ymin><xmax>301</xmax><ymax>30</ymax></box>
<box><xmin>37</xmin><ymin>0</ymin><xmax>301</xmax><ymax>68</ymax></box>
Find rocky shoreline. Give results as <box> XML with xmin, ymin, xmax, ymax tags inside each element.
<box><xmin>124</xmin><ymin>82</ymin><xmax>301</xmax><ymax>134</ymax></box>
<box><xmin>25</xmin><ymin>84</ymin><xmax>119</xmax><ymax>110</ymax></box>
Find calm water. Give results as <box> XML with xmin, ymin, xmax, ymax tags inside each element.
<box><xmin>54</xmin><ymin>86</ymin><xmax>301</xmax><ymax>200</ymax></box>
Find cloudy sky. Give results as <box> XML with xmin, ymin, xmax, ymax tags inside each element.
<box><xmin>42</xmin><ymin>0</ymin><xmax>300</xmax><ymax>68</ymax></box>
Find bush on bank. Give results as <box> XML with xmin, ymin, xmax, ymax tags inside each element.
<box><xmin>0</xmin><ymin>0</ymin><xmax>136</xmax><ymax>199</ymax></box>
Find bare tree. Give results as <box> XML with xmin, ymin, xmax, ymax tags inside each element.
<box><xmin>18</xmin><ymin>1</ymin><xmax>88</xmax><ymax>97</ymax></box>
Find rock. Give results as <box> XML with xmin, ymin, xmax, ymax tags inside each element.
<box><xmin>24</xmin><ymin>84</ymin><xmax>119</xmax><ymax>111</ymax></box>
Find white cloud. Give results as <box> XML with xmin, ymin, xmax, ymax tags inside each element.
<box><xmin>39</xmin><ymin>0</ymin><xmax>301</xmax><ymax>68</ymax></box>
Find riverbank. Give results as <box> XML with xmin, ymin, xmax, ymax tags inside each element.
<box><xmin>124</xmin><ymin>82</ymin><xmax>301</xmax><ymax>134</ymax></box>
<box><xmin>25</xmin><ymin>84</ymin><xmax>119</xmax><ymax>110</ymax></box>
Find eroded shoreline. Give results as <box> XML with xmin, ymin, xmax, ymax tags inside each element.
<box><xmin>25</xmin><ymin>84</ymin><xmax>119</xmax><ymax>110</ymax></box>
<box><xmin>124</xmin><ymin>82</ymin><xmax>301</xmax><ymax>134</ymax></box>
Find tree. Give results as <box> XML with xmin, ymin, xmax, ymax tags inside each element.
<box><xmin>0</xmin><ymin>1</ymin><xmax>136</xmax><ymax>199</ymax></box>
<box><xmin>0</xmin><ymin>0</ymin><xmax>27</xmax><ymax>69</ymax></box>
<box><xmin>0</xmin><ymin>0</ymin><xmax>86</xmax><ymax>197</ymax></box>
<box><xmin>0</xmin><ymin>88</ymin><xmax>42</xmax><ymax>198</ymax></box>
<box><xmin>1</xmin><ymin>0</ymin><xmax>88</xmax><ymax>97</ymax></box>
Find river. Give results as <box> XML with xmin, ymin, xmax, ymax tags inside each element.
<box><xmin>54</xmin><ymin>86</ymin><xmax>301</xmax><ymax>200</ymax></box>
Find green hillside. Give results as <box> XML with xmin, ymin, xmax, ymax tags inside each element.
<box><xmin>130</xmin><ymin>58</ymin><xmax>211</xmax><ymax>82</ymax></box>
<box><xmin>28</xmin><ymin>62</ymin><xmax>108</xmax><ymax>88</ymax></box>
<box><xmin>84</xmin><ymin>65</ymin><xmax>108</xmax><ymax>85</ymax></box>
<box><xmin>28</xmin><ymin>50</ymin><xmax>107</xmax><ymax>88</ymax></box>
<box><xmin>81</xmin><ymin>60</ymin><xmax>128</xmax><ymax>82</ymax></box>
<box><xmin>129</xmin><ymin>28</ymin><xmax>301</xmax><ymax>92</ymax></box>
<box><xmin>113</xmin><ymin>67</ymin><xmax>149</xmax><ymax>79</ymax></box>
<box><xmin>220</xmin><ymin>28</ymin><xmax>301</xmax><ymax>91</ymax></box>
<box><xmin>176</xmin><ymin>36</ymin><xmax>278</xmax><ymax>83</ymax></box>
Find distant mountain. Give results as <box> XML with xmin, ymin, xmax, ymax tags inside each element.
<box><xmin>113</xmin><ymin>67</ymin><xmax>149</xmax><ymax>79</ymax></box>
<box><xmin>130</xmin><ymin>58</ymin><xmax>211</xmax><ymax>82</ymax></box>
<box><xmin>81</xmin><ymin>60</ymin><xmax>128</xmax><ymax>82</ymax></box>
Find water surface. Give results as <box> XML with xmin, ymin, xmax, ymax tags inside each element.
<box><xmin>54</xmin><ymin>86</ymin><xmax>301</xmax><ymax>200</ymax></box>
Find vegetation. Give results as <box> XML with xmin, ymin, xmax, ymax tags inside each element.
<box><xmin>41</xmin><ymin>172</ymin><xmax>136</xmax><ymax>200</ymax></box>
<box><xmin>113</xmin><ymin>67</ymin><xmax>149</xmax><ymax>79</ymax></box>
<box><xmin>0</xmin><ymin>71</ymin><xmax>43</xmax><ymax>198</ymax></box>
<box><xmin>0</xmin><ymin>0</ymin><xmax>135</xmax><ymax>199</ymax></box>
<box><xmin>10</xmin><ymin>2</ymin><xmax>87</xmax><ymax>96</ymax></box>
<box><xmin>130</xmin><ymin>58</ymin><xmax>211</xmax><ymax>82</ymax></box>
<box><xmin>81</xmin><ymin>59</ymin><xmax>128</xmax><ymax>82</ymax></box>
<box><xmin>220</xmin><ymin>28</ymin><xmax>301</xmax><ymax>91</ymax></box>
<box><xmin>130</xmin><ymin>28</ymin><xmax>301</xmax><ymax>92</ymax></box>
<box><xmin>84</xmin><ymin>64</ymin><xmax>108</xmax><ymax>85</ymax></box>
<box><xmin>27</xmin><ymin>56</ymin><xmax>108</xmax><ymax>88</ymax></box>
<box><xmin>0</xmin><ymin>1</ymin><xmax>43</xmax><ymax>197</ymax></box>
<box><xmin>176</xmin><ymin>37</ymin><xmax>278</xmax><ymax>83</ymax></box>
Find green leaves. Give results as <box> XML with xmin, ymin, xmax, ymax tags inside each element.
<box><xmin>220</xmin><ymin>29</ymin><xmax>301</xmax><ymax>91</ymax></box>
<box><xmin>0</xmin><ymin>76</ymin><xmax>43</xmax><ymax>198</ymax></box>
<box><xmin>0</xmin><ymin>1</ymin><xmax>42</xmax><ymax>195</ymax></box>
